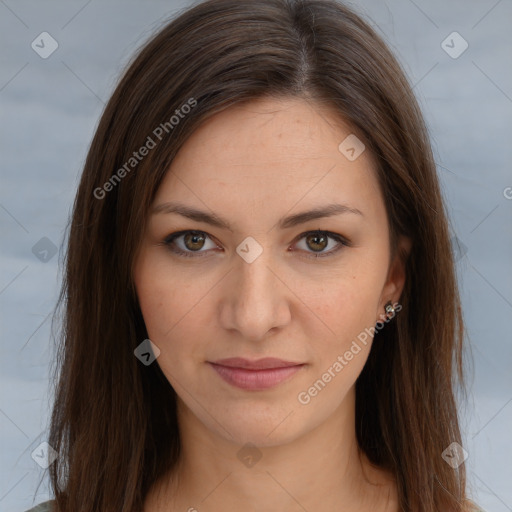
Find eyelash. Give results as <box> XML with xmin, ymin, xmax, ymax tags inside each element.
<box><xmin>160</xmin><ymin>230</ymin><xmax>350</xmax><ymax>259</ymax></box>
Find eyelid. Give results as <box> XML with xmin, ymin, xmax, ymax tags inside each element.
<box><xmin>161</xmin><ymin>229</ymin><xmax>350</xmax><ymax>259</ymax></box>
<box><xmin>162</xmin><ymin>230</ymin><xmax>220</xmax><ymax>258</ymax></box>
<box><xmin>290</xmin><ymin>230</ymin><xmax>350</xmax><ymax>258</ymax></box>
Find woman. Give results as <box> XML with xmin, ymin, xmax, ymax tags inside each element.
<box><xmin>26</xmin><ymin>0</ymin><xmax>481</xmax><ymax>510</ymax></box>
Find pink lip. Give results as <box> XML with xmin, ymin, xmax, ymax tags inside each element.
<box><xmin>209</xmin><ymin>358</ymin><xmax>305</xmax><ymax>390</ymax></box>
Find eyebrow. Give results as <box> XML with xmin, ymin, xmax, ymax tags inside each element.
<box><xmin>151</xmin><ymin>201</ymin><xmax>364</xmax><ymax>231</ymax></box>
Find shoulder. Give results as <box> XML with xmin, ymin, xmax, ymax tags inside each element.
<box><xmin>23</xmin><ymin>499</ymin><xmax>56</xmax><ymax>512</ymax></box>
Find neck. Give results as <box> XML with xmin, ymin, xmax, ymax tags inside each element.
<box><xmin>146</xmin><ymin>387</ymin><xmax>397</xmax><ymax>512</ymax></box>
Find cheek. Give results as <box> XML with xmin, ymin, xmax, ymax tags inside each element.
<box><xmin>134</xmin><ymin>255</ymin><xmax>212</xmax><ymax>365</ymax></box>
<box><xmin>302</xmin><ymin>266</ymin><xmax>384</xmax><ymax>390</ymax></box>
<box><xmin>134</xmin><ymin>265</ymin><xmax>201</xmax><ymax>390</ymax></box>
<box><xmin>134</xmin><ymin>253</ymin><xmax>180</xmax><ymax>342</ymax></box>
<box><xmin>135</xmin><ymin>273</ymin><xmax>168</xmax><ymax>339</ymax></box>
<box><xmin>309</xmin><ymin>270</ymin><xmax>381</xmax><ymax>339</ymax></box>
<box><xmin>298</xmin><ymin>285</ymin><xmax>378</xmax><ymax>408</ymax></box>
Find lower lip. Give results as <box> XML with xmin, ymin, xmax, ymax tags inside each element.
<box><xmin>209</xmin><ymin>363</ymin><xmax>304</xmax><ymax>390</ymax></box>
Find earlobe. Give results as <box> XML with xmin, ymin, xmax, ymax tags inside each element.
<box><xmin>378</xmin><ymin>235</ymin><xmax>412</xmax><ymax>321</ymax></box>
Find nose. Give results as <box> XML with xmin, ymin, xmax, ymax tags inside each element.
<box><xmin>219</xmin><ymin>247</ymin><xmax>291</xmax><ymax>342</ymax></box>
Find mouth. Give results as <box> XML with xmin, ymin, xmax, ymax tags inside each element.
<box><xmin>208</xmin><ymin>357</ymin><xmax>305</xmax><ymax>391</ymax></box>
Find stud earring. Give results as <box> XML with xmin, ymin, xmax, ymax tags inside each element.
<box><xmin>384</xmin><ymin>301</ymin><xmax>395</xmax><ymax>319</ymax></box>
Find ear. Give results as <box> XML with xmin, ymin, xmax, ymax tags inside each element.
<box><xmin>377</xmin><ymin>235</ymin><xmax>412</xmax><ymax>322</ymax></box>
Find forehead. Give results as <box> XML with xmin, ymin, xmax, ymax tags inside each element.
<box><xmin>176</xmin><ymin>96</ymin><xmax>368</xmax><ymax>164</ymax></box>
<box><xmin>154</xmin><ymin>96</ymin><xmax>384</xmax><ymax>227</ymax></box>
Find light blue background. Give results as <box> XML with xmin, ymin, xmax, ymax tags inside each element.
<box><xmin>1</xmin><ymin>1</ymin><xmax>511</xmax><ymax>510</ymax></box>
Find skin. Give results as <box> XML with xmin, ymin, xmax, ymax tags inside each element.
<box><xmin>135</xmin><ymin>96</ymin><xmax>411</xmax><ymax>512</ymax></box>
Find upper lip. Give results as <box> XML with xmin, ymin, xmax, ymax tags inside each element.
<box><xmin>210</xmin><ymin>357</ymin><xmax>304</xmax><ymax>370</ymax></box>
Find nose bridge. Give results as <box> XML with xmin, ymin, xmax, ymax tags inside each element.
<box><xmin>222</xmin><ymin>239</ymin><xmax>289</xmax><ymax>340</ymax></box>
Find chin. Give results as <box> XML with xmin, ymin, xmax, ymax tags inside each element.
<box><xmin>220</xmin><ymin>419</ymin><xmax>302</xmax><ymax>448</ymax></box>
<box><xmin>206</xmin><ymin>400</ymin><xmax>312</xmax><ymax>447</ymax></box>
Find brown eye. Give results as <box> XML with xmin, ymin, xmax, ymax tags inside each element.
<box><xmin>183</xmin><ymin>232</ymin><xmax>206</xmax><ymax>251</ymax></box>
<box><xmin>163</xmin><ymin>229</ymin><xmax>349</xmax><ymax>260</ymax></box>
<box><xmin>305</xmin><ymin>232</ymin><xmax>328</xmax><ymax>252</ymax></box>
<box><xmin>294</xmin><ymin>230</ymin><xmax>349</xmax><ymax>258</ymax></box>
<box><xmin>163</xmin><ymin>230</ymin><xmax>218</xmax><ymax>258</ymax></box>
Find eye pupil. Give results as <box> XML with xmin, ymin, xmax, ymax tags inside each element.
<box><xmin>165</xmin><ymin>230</ymin><xmax>345</xmax><ymax>259</ymax></box>
<box><xmin>307</xmin><ymin>233</ymin><xmax>327</xmax><ymax>252</ymax></box>
<box><xmin>184</xmin><ymin>232</ymin><xmax>205</xmax><ymax>251</ymax></box>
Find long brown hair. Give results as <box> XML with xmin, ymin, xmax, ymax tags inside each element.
<box><xmin>44</xmin><ymin>0</ymin><xmax>469</xmax><ymax>510</ymax></box>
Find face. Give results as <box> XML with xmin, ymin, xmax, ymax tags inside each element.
<box><xmin>133</xmin><ymin>96</ymin><xmax>409</xmax><ymax>447</ymax></box>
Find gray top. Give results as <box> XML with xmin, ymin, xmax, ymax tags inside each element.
<box><xmin>24</xmin><ymin>500</ymin><xmax>55</xmax><ymax>512</ymax></box>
